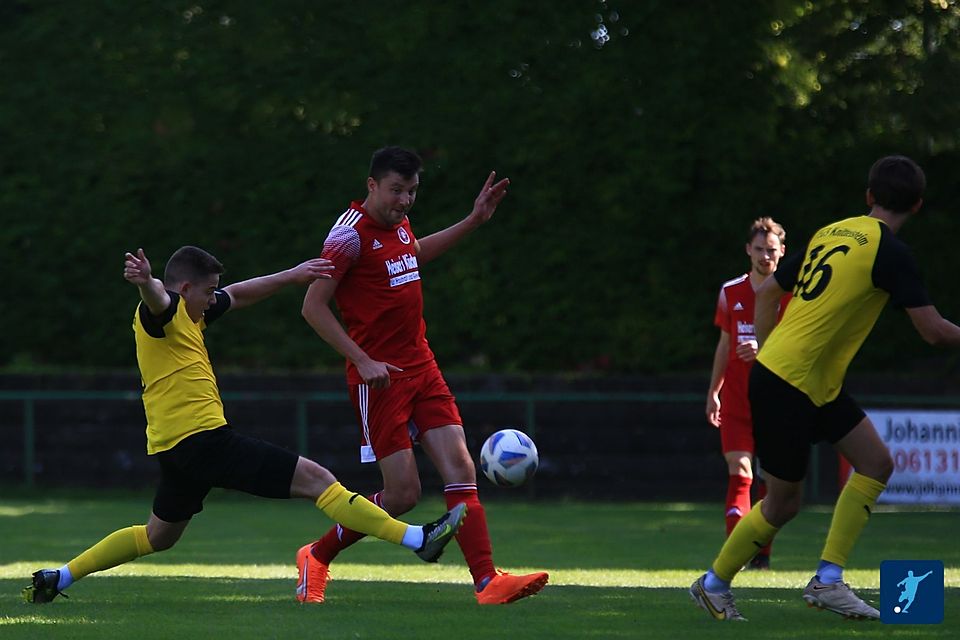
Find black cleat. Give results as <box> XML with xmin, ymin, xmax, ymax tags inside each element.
<box><xmin>22</xmin><ymin>569</ymin><xmax>67</xmax><ymax>604</ymax></box>
<box><xmin>415</xmin><ymin>502</ymin><xmax>467</xmax><ymax>562</ymax></box>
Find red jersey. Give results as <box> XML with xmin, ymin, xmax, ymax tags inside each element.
<box><xmin>321</xmin><ymin>201</ymin><xmax>436</xmax><ymax>384</ymax></box>
<box><xmin>713</xmin><ymin>274</ymin><xmax>790</xmax><ymax>421</ymax></box>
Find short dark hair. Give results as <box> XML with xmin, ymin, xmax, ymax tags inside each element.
<box><xmin>369</xmin><ymin>146</ymin><xmax>422</xmax><ymax>182</ymax></box>
<box><xmin>163</xmin><ymin>246</ymin><xmax>224</xmax><ymax>286</ymax></box>
<box><xmin>868</xmin><ymin>155</ymin><xmax>925</xmax><ymax>213</ymax></box>
<box><xmin>748</xmin><ymin>216</ymin><xmax>786</xmax><ymax>245</ymax></box>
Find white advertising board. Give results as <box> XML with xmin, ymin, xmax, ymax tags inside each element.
<box><xmin>865</xmin><ymin>409</ymin><xmax>960</xmax><ymax>505</ymax></box>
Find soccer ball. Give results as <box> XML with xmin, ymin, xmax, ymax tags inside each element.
<box><xmin>479</xmin><ymin>428</ymin><xmax>539</xmax><ymax>487</ymax></box>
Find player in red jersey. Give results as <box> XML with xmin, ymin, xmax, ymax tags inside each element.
<box><xmin>296</xmin><ymin>146</ymin><xmax>549</xmax><ymax>605</ymax></box>
<box><xmin>706</xmin><ymin>217</ymin><xmax>788</xmax><ymax>569</ymax></box>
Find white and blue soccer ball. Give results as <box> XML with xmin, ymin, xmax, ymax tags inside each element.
<box><xmin>479</xmin><ymin>428</ymin><xmax>539</xmax><ymax>487</ymax></box>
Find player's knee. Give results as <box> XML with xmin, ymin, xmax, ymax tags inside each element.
<box><xmin>875</xmin><ymin>452</ymin><xmax>894</xmax><ymax>483</ymax></box>
<box><xmin>292</xmin><ymin>457</ymin><xmax>338</xmax><ymax>498</ymax></box>
<box><xmin>729</xmin><ymin>461</ymin><xmax>752</xmax><ymax>478</ymax></box>
<box><xmin>309</xmin><ymin>463</ymin><xmax>338</xmax><ymax>492</ymax></box>
<box><xmin>723</xmin><ymin>452</ymin><xmax>753</xmax><ymax>479</ymax></box>
<box><xmin>762</xmin><ymin>493</ymin><xmax>801</xmax><ymax>526</ymax></box>
<box><xmin>150</xmin><ymin>537</ymin><xmax>176</xmax><ymax>552</ymax></box>
<box><xmin>855</xmin><ymin>451</ymin><xmax>894</xmax><ymax>483</ymax></box>
<box><xmin>782</xmin><ymin>498</ymin><xmax>802</xmax><ymax>522</ymax></box>
<box><xmin>147</xmin><ymin>529</ymin><xmax>179</xmax><ymax>552</ymax></box>
<box><xmin>384</xmin><ymin>485</ymin><xmax>421</xmax><ymax>515</ymax></box>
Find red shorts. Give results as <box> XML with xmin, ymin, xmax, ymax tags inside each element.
<box><xmin>348</xmin><ymin>365</ymin><xmax>462</xmax><ymax>463</ymax></box>
<box><xmin>719</xmin><ymin>412</ymin><xmax>755</xmax><ymax>455</ymax></box>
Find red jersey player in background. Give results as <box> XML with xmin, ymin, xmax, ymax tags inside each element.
<box><xmin>706</xmin><ymin>217</ymin><xmax>788</xmax><ymax>569</ymax></box>
<box><xmin>296</xmin><ymin>146</ymin><xmax>549</xmax><ymax>605</ymax></box>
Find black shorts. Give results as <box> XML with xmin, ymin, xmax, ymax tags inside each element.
<box><xmin>749</xmin><ymin>363</ymin><xmax>865</xmax><ymax>482</ymax></box>
<box><xmin>152</xmin><ymin>426</ymin><xmax>300</xmax><ymax>522</ymax></box>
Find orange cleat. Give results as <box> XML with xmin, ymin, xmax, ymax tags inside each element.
<box><xmin>296</xmin><ymin>543</ymin><xmax>331</xmax><ymax>603</ymax></box>
<box><xmin>475</xmin><ymin>570</ymin><xmax>549</xmax><ymax>605</ymax></box>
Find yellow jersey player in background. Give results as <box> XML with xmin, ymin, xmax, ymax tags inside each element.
<box><xmin>691</xmin><ymin>155</ymin><xmax>960</xmax><ymax>621</ymax></box>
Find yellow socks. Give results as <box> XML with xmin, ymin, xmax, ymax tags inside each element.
<box><xmin>66</xmin><ymin>525</ymin><xmax>154</xmax><ymax>581</ymax></box>
<box><xmin>712</xmin><ymin>501</ymin><xmax>779</xmax><ymax>581</ymax></box>
<box><xmin>316</xmin><ymin>482</ymin><xmax>406</xmax><ymax>545</ymax></box>
<box><xmin>61</xmin><ymin>485</ymin><xmax>409</xmax><ymax>586</ymax></box>
<box><xmin>821</xmin><ymin>472</ymin><xmax>885</xmax><ymax>566</ymax></box>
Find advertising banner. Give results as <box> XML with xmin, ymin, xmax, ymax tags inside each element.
<box><xmin>865</xmin><ymin>409</ymin><xmax>960</xmax><ymax>505</ymax></box>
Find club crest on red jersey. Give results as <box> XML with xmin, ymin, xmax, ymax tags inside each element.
<box><xmin>397</xmin><ymin>227</ymin><xmax>411</xmax><ymax>244</ymax></box>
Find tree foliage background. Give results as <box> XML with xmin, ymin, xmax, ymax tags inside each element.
<box><xmin>2</xmin><ymin>0</ymin><xmax>959</xmax><ymax>375</ymax></box>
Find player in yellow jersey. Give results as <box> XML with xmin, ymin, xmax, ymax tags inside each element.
<box><xmin>23</xmin><ymin>245</ymin><xmax>466</xmax><ymax>604</ymax></box>
<box><xmin>691</xmin><ymin>155</ymin><xmax>960</xmax><ymax>621</ymax></box>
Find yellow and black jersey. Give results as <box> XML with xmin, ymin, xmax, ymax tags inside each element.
<box><xmin>758</xmin><ymin>215</ymin><xmax>930</xmax><ymax>406</ymax></box>
<box><xmin>133</xmin><ymin>290</ymin><xmax>231</xmax><ymax>454</ymax></box>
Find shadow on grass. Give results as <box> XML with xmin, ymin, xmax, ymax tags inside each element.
<box><xmin>2</xmin><ymin>578</ymin><xmax>957</xmax><ymax>640</ymax></box>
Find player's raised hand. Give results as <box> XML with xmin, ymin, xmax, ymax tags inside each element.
<box><xmin>468</xmin><ymin>171</ymin><xmax>510</xmax><ymax>225</ymax></box>
<box><xmin>288</xmin><ymin>258</ymin><xmax>335</xmax><ymax>285</ymax></box>
<box><xmin>124</xmin><ymin>248</ymin><xmax>153</xmax><ymax>285</ymax></box>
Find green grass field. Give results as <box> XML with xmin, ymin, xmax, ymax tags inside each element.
<box><xmin>0</xmin><ymin>491</ymin><xmax>957</xmax><ymax>639</ymax></box>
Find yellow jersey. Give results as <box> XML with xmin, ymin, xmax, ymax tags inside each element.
<box><xmin>133</xmin><ymin>291</ymin><xmax>231</xmax><ymax>454</ymax></box>
<box><xmin>758</xmin><ymin>215</ymin><xmax>930</xmax><ymax>406</ymax></box>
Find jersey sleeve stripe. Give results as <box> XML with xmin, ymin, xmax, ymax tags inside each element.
<box><xmin>335</xmin><ymin>208</ymin><xmax>363</xmax><ymax>228</ymax></box>
<box><xmin>721</xmin><ymin>274</ymin><xmax>749</xmax><ymax>289</ymax></box>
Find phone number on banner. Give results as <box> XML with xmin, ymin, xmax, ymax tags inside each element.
<box><xmin>866</xmin><ymin>409</ymin><xmax>960</xmax><ymax>505</ymax></box>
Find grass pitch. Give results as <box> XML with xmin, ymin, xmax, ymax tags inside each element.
<box><xmin>0</xmin><ymin>491</ymin><xmax>957</xmax><ymax>639</ymax></box>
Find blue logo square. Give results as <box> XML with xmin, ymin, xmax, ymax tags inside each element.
<box><xmin>880</xmin><ymin>560</ymin><xmax>944</xmax><ymax>624</ymax></box>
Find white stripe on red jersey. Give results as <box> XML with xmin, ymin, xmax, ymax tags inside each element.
<box><xmin>335</xmin><ymin>208</ymin><xmax>364</xmax><ymax>228</ymax></box>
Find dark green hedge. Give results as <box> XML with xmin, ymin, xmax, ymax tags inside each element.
<box><xmin>2</xmin><ymin>1</ymin><xmax>959</xmax><ymax>375</ymax></box>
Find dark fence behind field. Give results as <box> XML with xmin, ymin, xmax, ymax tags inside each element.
<box><xmin>2</xmin><ymin>373</ymin><xmax>959</xmax><ymax>503</ymax></box>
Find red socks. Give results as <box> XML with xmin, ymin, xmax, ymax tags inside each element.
<box><xmin>725</xmin><ymin>474</ymin><xmax>752</xmax><ymax>536</ymax></box>
<box><xmin>310</xmin><ymin>484</ymin><xmax>498</xmax><ymax>588</ymax></box>
<box><xmin>445</xmin><ymin>483</ymin><xmax>496</xmax><ymax>587</ymax></box>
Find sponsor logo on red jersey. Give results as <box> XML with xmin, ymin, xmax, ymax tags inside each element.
<box><xmin>385</xmin><ymin>252</ymin><xmax>420</xmax><ymax>288</ymax></box>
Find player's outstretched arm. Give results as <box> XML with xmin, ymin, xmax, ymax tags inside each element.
<box><xmin>906</xmin><ymin>305</ymin><xmax>960</xmax><ymax>347</ymax></box>
<box><xmin>224</xmin><ymin>258</ymin><xmax>333</xmax><ymax>310</ymax></box>
<box><xmin>124</xmin><ymin>248</ymin><xmax>170</xmax><ymax>315</ymax></box>
<box><xmin>416</xmin><ymin>171</ymin><xmax>510</xmax><ymax>264</ymax></box>
<box><xmin>754</xmin><ymin>276</ymin><xmax>788</xmax><ymax>347</ymax></box>
<box><xmin>302</xmin><ymin>279</ymin><xmax>401</xmax><ymax>388</ymax></box>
